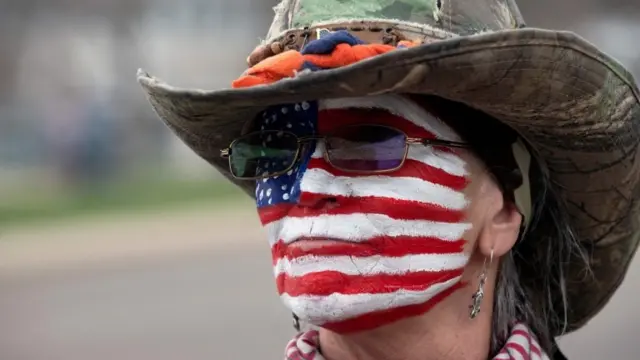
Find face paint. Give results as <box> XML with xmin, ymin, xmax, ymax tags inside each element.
<box><xmin>254</xmin><ymin>95</ymin><xmax>471</xmax><ymax>333</ymax></box>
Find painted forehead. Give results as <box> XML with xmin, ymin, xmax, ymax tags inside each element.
<box><xmin>255</xmin><ymin>95</ymin><xmax>462</xmax><ymax>141</ymax></box>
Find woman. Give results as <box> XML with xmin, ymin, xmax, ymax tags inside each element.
<box><xmin>137</xmin><ymin>0</ymin><xmax>640</xmax><ymax>359</ymax></box>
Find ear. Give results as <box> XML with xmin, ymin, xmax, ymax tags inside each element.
<box><xmin>476</xmin><ymin>181</ymin><xmax>523</xmax><ymax>259</ymax></box>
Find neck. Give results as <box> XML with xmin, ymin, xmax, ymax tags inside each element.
<box><xmin>318</xmin><ymin>292</ymin><xmax>494</xmax><ymax>360</ymax></box>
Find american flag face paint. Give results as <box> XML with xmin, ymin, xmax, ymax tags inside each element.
<box><xmin>254</xmin><ymin>95</ymin><xmax>472</xmax><ymax>333</ymax></box>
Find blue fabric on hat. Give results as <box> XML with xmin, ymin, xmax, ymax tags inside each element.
<box><xmin>301</xmin><ymin>30</ymin><xmax>366</xmax><ymax>55</ymax></box>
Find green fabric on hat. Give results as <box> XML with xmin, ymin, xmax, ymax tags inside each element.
<box><xmin>292</xmin><ymin>0</ymin><xmax>437</xmax><ymax>27</ymax></box>
<box><xmin>287</xmin><ymin>0</ymin><xmax>519</xmax><ymax>35</ymax></box>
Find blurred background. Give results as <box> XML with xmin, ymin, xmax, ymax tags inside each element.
<box><xmin>1</xmin><ymin>1</ymin><xmax>639</xmax><ymax>359</ymax></box>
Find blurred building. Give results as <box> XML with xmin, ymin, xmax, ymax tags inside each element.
<box><xmin>0</xmin><ymin>0</ymin><xmax>276</xmax><ymax>190</ymax></box>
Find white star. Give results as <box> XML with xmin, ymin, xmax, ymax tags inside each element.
<box><xmin>302</xmin><ymin>101</ymin><xmax>310</xmax><ymax>110</ymax></box>
<box><xmin>283</xmin><ymin>193</ymin><xmax>290</xmax><ymax>200</ymax></box>
<box><xmin>281</xmin><ymin>107</ymin><xmax>288</xmax><ymax>114</ymax></box>
<box><xmin>266</xmin><ymin>189</ymin><xmax>272</xmax><ymax>197</ymax></box>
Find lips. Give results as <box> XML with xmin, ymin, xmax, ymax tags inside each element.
<box><xmin>287</xmin><ymin>237</ymin><xmax>355</xmax><ymax>250</ymax></box>
<box><xmin>272</xmin><ymin>236</ymin><xmax>465</xmax><ymax>265</ymax></box>
<box><xmin>273</xmin><ymin>236</ymin><xmax>378</xmax><ymax>265</ymax></box>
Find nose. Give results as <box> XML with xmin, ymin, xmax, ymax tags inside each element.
<box><xmin>293</xmin><ymin>141</ymin><xmax>341</xmax><ymax>211</ymax></box>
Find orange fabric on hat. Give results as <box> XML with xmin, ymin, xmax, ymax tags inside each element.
<box><xmin>232</xmin><ymin>41</ymin><xmax>419</xmax><ymax>89</ymax></box>
<box><xmin>232</xmin><ymin>50</ymin><xmax>304</xmax><ymax>88</ymax></box>
<box><xmin>303</xmin><ymin>43</ymin><xmax>396</xmax><ymax>68</ymax></box>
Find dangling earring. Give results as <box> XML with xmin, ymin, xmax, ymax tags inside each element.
<box><xmin>293</xmin><ymin>313</ymin><xmax>301</xmax><ymax>331</ymax></box>
<box><xmin>469</xmin><ymin>248</ymin><xmax>494</xmax><ymax>319</ymax></box>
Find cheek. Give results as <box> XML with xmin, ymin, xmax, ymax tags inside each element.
<box><xmin>397</xmin><ymin>149</ymin><xmax>474</xmax><ymax>249</ymax></box>
<box><xmin>456</xmin><ymin>161</ymin><xmax>493</xmax><ymax>253</ymax></box>
<box><xmin>270</xmin><ymin>145</ymin><xmax>476</xmax><ymax>331</ymax></box>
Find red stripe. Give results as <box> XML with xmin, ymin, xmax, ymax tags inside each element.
<box><xmin>306</xmin><ymin>157</ymin><xmax>468</xmax><ymax>191</ymax></box>
<box><xmin>317</xmin><ymin>109</ymin><xmax>438</xmax><ymax>139</ymax></box>
<box><xmin>505</xmin><ymin>342</ymin><xmax>529</xmax><ymax>359</ymax></box>
<box><xmin>317</xmin><ymin>109</ymin><xmax>457</xmax><ymax>154</ymax></box>
<box><xmin>512</xmin><ymin>329</ymin><xmax>541</xmax><ymax>356</ymax></box>
<box><xmin>276</xmin><ymin>269</ymin><xmax>463</xmax><ymax>296</ymax></box>
<box><xmin>258</xmin><ymin>198</ymin><xmax>465</xmax><ymax>225</ymax></box>
<box><xmin>271</xmin><ymin>237</ymin><xmax>466</xmax><ymax>264</ymax></box>
<box><xmin>531</xmin><ymin>344</ymin><xmax>541</xmax><ymax>357</ymax></box>
<box><xmin>321</xmin><ymin>281</ymin><xmax>466</xmax><ymax>333</ymax></box>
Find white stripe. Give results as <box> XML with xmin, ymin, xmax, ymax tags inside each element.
<box><xmin>506</xmin><ymin>349</ymin><xmax>525</xmax><ymax>360</ymax></box>
<box><xmin>510</xmin><ymin>324</ymin><xmax>544</xmax><ymax>360</ymax></box>
<box><xmin>512</xmin><ymin>323</ymin><xmax>531</xmax><ymax>333</ymax></box>
<box><xmin>493</xmin><ymin>353</ymin><xmax>513</xmax><ymax>360</ymax></box>
<box><xmin>318</xmin><ymin>95</ymin><xmax>462</xmax><ymax>142</ymax></box>
<box><xmin>505</xmin><ymin>334</ymin><xmax>529</xmax><ymax>360</ymax></box>
<box><xmin>311</xmin><ymin>140</ymin><xmax>468</xmax><ymax>177</ymax></box>
<box><xmin>266</xmin><ymin>213</ymin><xmax>471</xmax><ymax>246</ymax></box>
<box><xmin>407</xmin><ymin>146</ymin><xmax>468</xmax><ymax>177</ymax></box>
<box><xmin>281</xmin><ymin>276</ymin><xmax>462</xmax><ymax>323</ymax></box>
<box><xmin>274</xmin><ymin>252</ymin><xmax>469</xmax><ymax>277</ymax></box>
<box><xmin>300</xmin><ymin>168</ymin><xmax>468</xmax><ymax>209</ymax></box>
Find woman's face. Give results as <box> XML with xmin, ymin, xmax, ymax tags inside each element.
<box><xmin>249</xmin><ymin>95</ymin><xmax>497</xmax><ymax>333</ymax></box>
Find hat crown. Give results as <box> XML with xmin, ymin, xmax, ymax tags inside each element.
<box><xmin>267</xmin><ymin>0</ymin><xmax>525</xmax><ymax>41</ymax></box>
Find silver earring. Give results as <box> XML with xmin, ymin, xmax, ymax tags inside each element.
<box><xmin>469</xmin><ymin>249</ymin><xmax>494</xmax><ymax>319</ymax></box>
<box><xmin>293</xmin><ymin>313</ymin><xmax>301</xmax><ymax>331</ymax></box>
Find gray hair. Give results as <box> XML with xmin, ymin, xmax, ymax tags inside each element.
<box><xmin>408</xmin><ymin>95</ymin><xmax>592</xmax><ymax>356</ymax></box>
<box><xmin>490</xmin><ymin>161</ymin><xmax>591</xmax><ymax>356</ymax></box>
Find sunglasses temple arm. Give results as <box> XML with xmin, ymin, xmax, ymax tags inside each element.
<box><xmin>297</xmin><ymin>135</ymin><xmax>324</xmax><ymax>143</ymax></box>
<box><xmin>414</xmin><ymin>139</ymin><xmax>470</xmax><ymax>148</ymax></box>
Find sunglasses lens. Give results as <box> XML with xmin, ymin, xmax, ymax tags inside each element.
<box><xmin>229</xmin><ymin>131</ymin><xmax>298</xmax><ymax>178</ymax></box>
<box><xmin>326</xmin><ymin>125</ymin><xmax>407</xmax><ymax>172</ymax></box>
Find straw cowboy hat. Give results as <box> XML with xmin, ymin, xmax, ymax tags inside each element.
<box><xmin>137</xmin><ymin>0</ymin><xmax>640</xmax><ymax>335</ymax></box>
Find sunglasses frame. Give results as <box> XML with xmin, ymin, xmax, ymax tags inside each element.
<box><xmin>220</xmin><ymin>124</ymin><xmax>469</xmax><ymax>180</ymax></box>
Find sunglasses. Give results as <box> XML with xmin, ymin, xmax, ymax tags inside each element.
<box><xmin>220</xmin><ymin>124</ymin><xmax>469</xmax><ymax>180</ymax></box>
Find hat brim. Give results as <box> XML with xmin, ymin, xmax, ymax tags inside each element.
<box><xmin>138</xmin><ymin>27</ymin><xmax>640</xmax><ymax>334</ymax></box>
